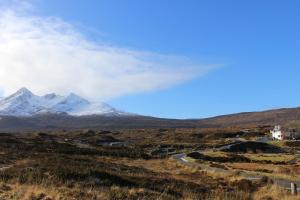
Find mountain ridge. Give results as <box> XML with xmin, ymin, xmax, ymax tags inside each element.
<box><xmin>1</xmin><ymin>106</ymin><xmax>300</xmax><ymax>131</ymax></box>
<box><xmin>1</xmin><ymin>88</ymin><xmax>300</xmax><ymax>131</ymax></box>
<box><xmin>0</xmin><ymin>88</ymin><xmax>128</xmax><ymax>117</ymax></box>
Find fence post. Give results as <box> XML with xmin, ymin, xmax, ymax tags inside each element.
<box><xmin>291</xmin><ymin>182</ymin><xmax>297</xmax><ymax>195</ymax></box>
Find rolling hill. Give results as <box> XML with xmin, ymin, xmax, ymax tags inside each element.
<box><xmin>1</xmin><ymin>107</ymin><xmax>300</xmax><ymax>131</ymax></box>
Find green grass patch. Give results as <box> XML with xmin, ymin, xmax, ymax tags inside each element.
<box><xmin>267</xmin><ymin>141</ymin><xmax>286</xmax><ymax>148</ymax></box>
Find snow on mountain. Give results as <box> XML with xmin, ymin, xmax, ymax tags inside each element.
<box><xmin>0</xmin><ymin>88</ymin><xmax>127</xmax><ymax>116</ymax></box>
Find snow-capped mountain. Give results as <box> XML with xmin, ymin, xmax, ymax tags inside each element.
<box><xmin>0</xmin><ymin>88</ymin><xmax>127</xmax><ymax>116</ymax></box>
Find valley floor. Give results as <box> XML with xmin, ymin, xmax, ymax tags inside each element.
<box><xmin>0</xmin><ymin>127</ymin><xmax>298</xmax><ymax>200</ymax></box>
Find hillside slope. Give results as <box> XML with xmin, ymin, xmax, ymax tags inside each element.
<box><xmin>1</xmin><ymin>107</ymin><xmax>300</xmax><ymax>131</ymax></box>
<box><xmin>200</xmin><ymin>107</ymin><xmax>300</xmax><ymax>127</ymax></box>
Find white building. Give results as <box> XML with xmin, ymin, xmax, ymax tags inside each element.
<box><xmin>270</xmin><ymin>125</ymin><xmax>284</xmax><ymax>140</ymax></box>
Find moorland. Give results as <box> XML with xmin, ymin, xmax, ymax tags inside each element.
<box><xmin>0</xmin><ymin>125</ymin><xmax>298</xmax><ymax>200</ymax></box>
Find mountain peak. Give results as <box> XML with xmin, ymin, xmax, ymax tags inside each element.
<box><xmin>67</xmin><ymin>92</ymin><xmax>82</xmax><ymax>99</ymax></box>
<box><xmin>5</xmin><ymin>87</ymin><xmax>34</xmax><ymax>101</ymax></box>
<box><xmin>17</xmin><ymin>87</ymin><xmax>31</xmax><ymax>93</ymax></box>
<box><xmin>0</xmin><ymin>88</ymin><xmax>128</xmax><ymax>116</ymax></box>
<box><xmin>64</xmin><ymin>93</ymin><xmax>90</xmax><ymax>104</ymax></box>
<box><xmin>15</xmin><ymin>87</ymin><xmax>33</xmax><ymax>96</ymax></box>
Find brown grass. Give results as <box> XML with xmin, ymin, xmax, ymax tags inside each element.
<box><xmin>253</xmin><ymin>184</ymin><xmax>300</xmax><ymax>200</ymax></box>
<box><xmin>244</xmin><ymin>153</ymin><xmax>295</xmax><ymax>163</ymax></box>
<box><xmin>229</xmin><ymin>163</ymin><xmax>300</xmax><ymax>179</ymax></box>
<box><xmin>0</xmin><ymin>129</ymin><xmax>297</xmax><ymax>199</ymax></box>
<box><xmin>0</xmin><ymin>183</ymin><xmax>61</xmax><ymax>200</ymax></box>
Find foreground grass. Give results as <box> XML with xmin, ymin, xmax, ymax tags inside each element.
<box><xmin>244</xmin><ymin>153</ymin><xmax>295</xmax><ymax>163</ymax></box>
<box><xmin>202</xmin><ymin>151</ymin><xmax>229</xmax><ymax>158</ymax></box>
<box><xmin>0</xmin><ymin>129</ymin><xmax>298</xmax><ymax>199</ymax></box>
<box><xmin>202</xmin><ymin>151</ymin><xmax>295</xmax><ymax>163</ymax></box>
<box><xmin>253</xmin><ymin>184</ymin><xmax>300</xmax><ymax>200</ymax></box>
<box><xmin>0</xmin><ymin>133</ymin><xmax>256</xmax><ymax>200</ymax></box>
<box><xmin>268</xmin><ymin>141</ymin><xmax>286</xmax><ymax>148</ymax></box>
<box><xmin>0</xmin><ymin>154</ymin><xmax>256</xmax><ymax>200</ymax></box>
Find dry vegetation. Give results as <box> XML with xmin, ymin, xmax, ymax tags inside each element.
<box><xmin>253</xmin><ymin>185</ymin><xmax>300</xmax><ymax>200</ymax></box>
<box><xmin>0</xmin><ymin>126</ymin><xmax>297</xmax><ymax>199</ymax></box>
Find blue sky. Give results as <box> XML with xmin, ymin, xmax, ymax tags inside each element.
<box><xmin>1</xmin><ymin>0</ymin><xmax>300</xmax><ymax>119</ymax></box>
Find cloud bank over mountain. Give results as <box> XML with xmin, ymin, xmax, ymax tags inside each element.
<box><xmin>0</xmin><ymin>5</ymin><xmax>217</xmax><ymax>100</ymax></box>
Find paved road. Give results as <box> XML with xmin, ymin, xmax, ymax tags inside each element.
<box><xmin>172</xmin><ymin>153</ymin><xmax>300</xmax><ymax>191</ymax></box>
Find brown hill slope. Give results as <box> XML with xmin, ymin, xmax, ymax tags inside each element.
<box><xmin>0</xmin><ymin>114</ymin><xmax>201</xmax><ymax>131</ymax></box>
<box><xmin>200</xmin><ymin>107</ymin><xmax>300</xmax><ymax>127</ymax></box>
<box><xmin>0</xmin><ymin>107</ymin><xmax>300</xmax><ymax>131</ymax></box>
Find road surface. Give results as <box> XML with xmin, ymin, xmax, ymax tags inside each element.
<box><xmin>172</xmin><ymin>153</ymin><xmax>300</xmax><ymax>191</ymax></box>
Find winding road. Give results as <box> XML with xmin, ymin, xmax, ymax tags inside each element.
<box><xmin>172</xmin><ymin>153</ymin><xmax>300</xmax><ymax>191</ymax></box>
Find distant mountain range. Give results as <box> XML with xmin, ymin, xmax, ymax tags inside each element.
<box><xmin>0</xmin><ymin>88</ymin><xmax>128</xmax><ymax>116</ymax></box>
<box><xmin>1</xmin><ymin>88</ymin><xmax>300</xmax><ymax>131</ymax></box>
<box><xmin>0</xmin><ymin>106</ymin><xmax>300</xmax><ymax>131</ymax></box>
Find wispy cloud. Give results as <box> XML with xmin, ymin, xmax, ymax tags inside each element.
<box><xmin>0</xmin><ymin>5</ymin><xmax>218</xmax><ymax>100</ymax></box>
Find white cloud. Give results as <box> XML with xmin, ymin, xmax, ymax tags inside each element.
<box><xmin>0</xmin><ymin>8</ymin><xmax>218</xmax><ymax>100</ymax></box>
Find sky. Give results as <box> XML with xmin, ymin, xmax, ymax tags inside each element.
<box><xmin>0</xmin><ymin>0</ymin><xmax>300</xmax><ymax>119</ymax></box>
